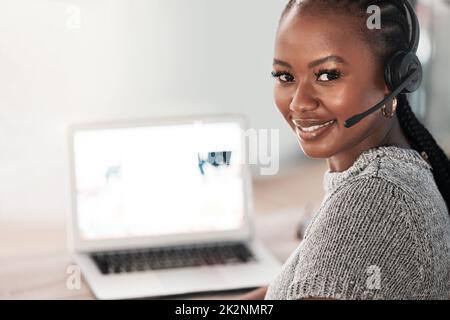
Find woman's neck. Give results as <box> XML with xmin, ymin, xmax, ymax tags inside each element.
<box><xmin>327</xmin><ymin>116</ymin><xmax>412</xmax><ymax>173</ymax></box>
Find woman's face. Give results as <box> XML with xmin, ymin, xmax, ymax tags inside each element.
<box><xmin>273</xmin><ymin>8</ymin><xmax>391</xmax><ymax>159</ymax></box>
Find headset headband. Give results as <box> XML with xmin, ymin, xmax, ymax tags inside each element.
<box><xmin>402</xmin><ymin>0</ymin><xmax>420</xmax><ymax>53</ymax></box>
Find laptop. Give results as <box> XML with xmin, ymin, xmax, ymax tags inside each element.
<box><xmin>67</xmin><ymin>114</ymin><xmax>281</xmax><ymax>299</ymax></box>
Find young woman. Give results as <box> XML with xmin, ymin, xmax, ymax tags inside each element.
<box><xmin>242</xmin><ymin>0</ymin><xmax>450</xmax><ymax>300</ymax></box>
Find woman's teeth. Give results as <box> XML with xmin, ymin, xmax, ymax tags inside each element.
<box><xmin>297</xmin><ymin>120</ymin><xmax>335</xmax><ymax>132</ymax></box>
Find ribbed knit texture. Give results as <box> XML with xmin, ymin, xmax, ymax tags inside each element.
<box><xmin>265</xmin><ymin>146</ymin><xmax>450</xmax><ymax>300</ymax></box>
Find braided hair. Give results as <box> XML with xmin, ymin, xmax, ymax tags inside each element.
<box><xmin>280</xmin><ymin>0</ymin><xmax>450</xmax><ymax>212</ymax></box>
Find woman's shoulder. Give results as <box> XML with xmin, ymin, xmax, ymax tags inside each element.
<box><xmin>281</xmin><ymin>147</ymin><xmax>450</xmax><ymax>299</ymax></box>
<box><xmin>304</xmin><ymin>173</ymin><xmax>434</xmax><ymax>260</ymax></box>
<box><xmin>293</xmin><ymin>176</ymin><xmax>434</xmax><ymax>299</ymax></box>
<box><xmin>323</xmin><ymin>146</ymin><xmax>437</xmax><ymax>213</ymax></box>
<box><xmin>315</xmin><ymin>172</ymin><xmax>440</xmax><ymax>245</ymax></box>
<box><xmin>322</xmin><ymin>172</ymin><xmax>418</xmax><ymax>215</ymax></box>
<box><xmin>313</xmin><ymin>175</ymin><xmax>418</xmax><ymax>236</ymax></box>
<box><xmin>370</xmin><ymin>146</ymin><xmax>437</xmax><ymax>198</ymax></box>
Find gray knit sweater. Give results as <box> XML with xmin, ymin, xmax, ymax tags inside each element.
<box><xmin>265</xmin><ymin>146</ymin><xmax>450</xmax><ymax>300</ymax></box>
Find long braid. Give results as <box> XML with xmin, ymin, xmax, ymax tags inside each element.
<box><xmin>281</xmin><ymin>0</ymin><xmax>450</xmax><ymax>212</ymax></box>
<box><xmin>397</xmin><ymin>94</ymin><xmax>450</xmax><ymax>210</ymax></box>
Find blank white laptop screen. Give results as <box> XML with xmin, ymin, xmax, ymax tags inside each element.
<box><xmin>72</xmin><ymin>121</ymin><xmax>246</xmax><ymax>241</ymax></box>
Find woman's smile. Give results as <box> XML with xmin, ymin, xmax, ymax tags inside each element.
<box><xmin>292</xmin><ymin>118</ymin><xmax>337</xmax><ymax>141</ymax></box>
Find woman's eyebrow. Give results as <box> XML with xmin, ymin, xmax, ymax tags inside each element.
<box><xmin>307</xmin><ymin>55</ymin><xmax>348</xmax><ymax>68</ymax></box>
<box><xmin>273</xmin><ymin>58</ymin><xmax>292</xmax><ymax>68</ymax></box>
<box><xmin>273</xmin><ymin>55</ymin><xmax>348</xmax><ymax>69</ymax></box>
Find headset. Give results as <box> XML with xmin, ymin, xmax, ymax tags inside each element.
<box><xmin>343</xmin><ymin>0</ymin><xmax>423</xmax><ymax>128</ymax></box>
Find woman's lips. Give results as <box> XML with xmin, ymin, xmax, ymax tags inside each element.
<box><xmin>291</xmin><ymin>119</ymin><xmax>337</xmax><ymax>141</ymax></box>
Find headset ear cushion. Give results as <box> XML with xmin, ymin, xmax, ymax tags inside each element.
<box><xmin>384</xmin><ymin>51</ymin><xmax>404</xmax><ymax>91</ymax></box>
<box><xmin>402</xmin><ymin>53</ymin><xmax>423</xmax><ymax>92</ymax></box>
<box><xmin>384</xmin><ymin>51</ymin><xmax>423</xmax><ymax>93</ymax></box>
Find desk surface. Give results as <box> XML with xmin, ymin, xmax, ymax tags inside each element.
<box><xmin>0</xmin><ymin>162</ymin><xmax>326</xmax><ymax>299</ymax></box>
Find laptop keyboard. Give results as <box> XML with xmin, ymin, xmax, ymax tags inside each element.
<box><xmin>91</xmin><ymin>242</ymin><xmax>256</xmax><ymax>275</ymax></box>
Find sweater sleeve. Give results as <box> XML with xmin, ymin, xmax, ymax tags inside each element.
<box><xmin>285</xmin><ymin>176</ymin><xmax>431</xmax><ymax>300</ymax></box>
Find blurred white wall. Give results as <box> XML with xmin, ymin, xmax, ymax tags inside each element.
<box><xmin>0</xmin><ymin>0</ymin><xmax>303</xmax><ymax>225</ymax></box>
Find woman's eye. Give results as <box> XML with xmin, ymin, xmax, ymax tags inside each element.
<box><xmin>271</xmin><ymin>71</ymin><xmax>294</xmax><ymax>83</ymax></box>
<box><xmin>315</xmin><ymin>69</ymin><xmax>341</xmax><ymax>82</ymax></box>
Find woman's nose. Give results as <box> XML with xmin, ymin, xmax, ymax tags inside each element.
<box><xmin>289</xmin><ymin>81</ymin><xmax>319</xmax><ymax>113</ymax></box>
